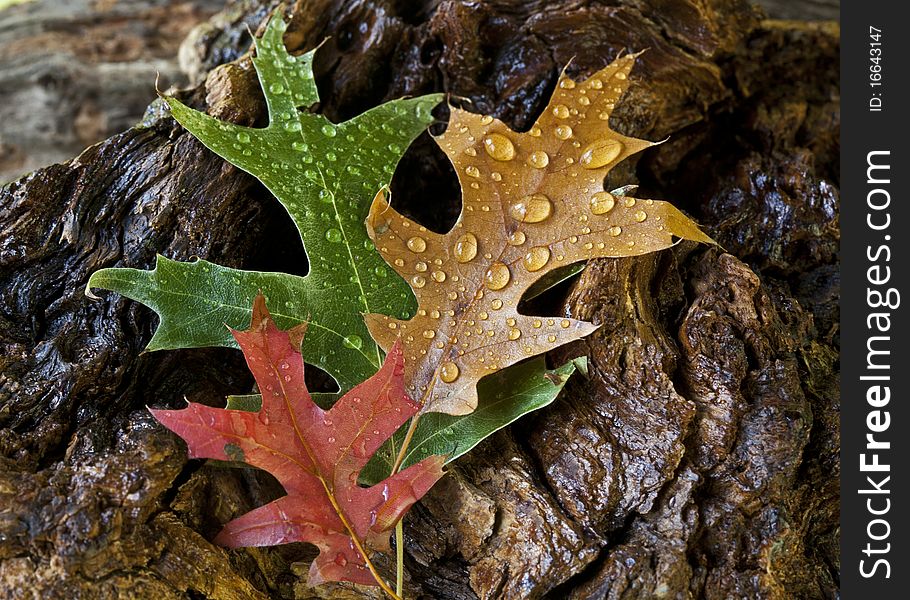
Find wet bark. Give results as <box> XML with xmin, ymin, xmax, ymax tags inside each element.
<box><xmin>0</xmin><ymin>1</ymin><xmax>839</xmax><ymax>599</ymax></box>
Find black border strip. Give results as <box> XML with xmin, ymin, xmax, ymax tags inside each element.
<box><xmin>841</xmin><ymin>3</ymin><xmax>909</xmax><ymax>595</ymax></box>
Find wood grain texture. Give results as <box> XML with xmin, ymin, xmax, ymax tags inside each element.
<box><xmin>0</xmin><ymin>0</ymin><xmax>223</xmax><ymax>184</ymax></box>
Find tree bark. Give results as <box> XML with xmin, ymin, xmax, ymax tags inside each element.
<box><xmin>0</xmin><ymin>1</ymin><xmax>839</xmax><ymax>598</ymax></box>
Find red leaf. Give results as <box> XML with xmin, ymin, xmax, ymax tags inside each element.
<box><xmin>150</xmin><ymin>294</ymin><xmax>446</xmax><ymax>587</ymax></box>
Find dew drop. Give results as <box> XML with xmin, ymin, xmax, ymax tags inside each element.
<box><xmin>578</xmin><ymin>96</ymin><xmax>591</xmax><ymax>106</ymax></box>
<box><xmin>485</xmin><ymin>262</ymin><xmax>511</xmax><ymax>290</ymax></box>
<box><xmin>590</xmin><ymin>191</ymin><xmax>616</xmax><ymax>215</ymax></box>
<box><xmin>321</xmin><ymin>123</ymin><xmax>337</xmax><ymax>137</ymax></box>
<box><xmin>284</xmin><ymin>121</ymin><xmax>302</xmax><ymax>132</ymax></box>
<box><xmin>430</xmin><ymin>309</ymin><xmax>441</xmax><ymax>319</ymax></box>
<box><xmin>483</xmin><ymin>133</ymin><xmax>516</xmax><ymax>161</ymax></box>
<box><xmin>624</xmin><ymin>197</ymin><xmax>637</xmax><ymax>207</ymax></box>
<box><xmin>609</xmin><ymin>226</ymin><xmax>622</xmax><ymax>236</ymax></box>
<box><xmin>453</xmin><ymin>233</ymin><xmax>478</xmax><ymax>263</ymax></box>
<box><xmin>547</xmin><ymin>334</ymin><xmax>557</xmax><ymax>343</ymax></box>
<box><xmin>491</xmin><ymin>299</ymin><xmax>503</xmax><ymax>310</ymax></box>
<box><xmin>394</xmin><ymin>258</ymin><xmax>405</xmax><ymax>267</ymax></box>
<box><xmin>529</xmin><ymin>124</ymin><xmax>542</xmax><ymax>137</ymax></box>
<box><xmin>411</xmin><ymin>275</ymin><xmax>427</xmax><ymax>288</ymax></box>
<box><xmin>555</xmin><ymin>125</ymin><xmax>573</xmax><ymax>140</ymax></box>
<box><xmin>236</xmin><ymin>132</ymin><xmax>251</xmax><ymax>144</ymax></box>
<box><xmin>432</xmin><ymin>270</ymin><xmax>447</xmax><ymax>282</ymax></box>
<box><xmin>509</xmin><ymin>194</ymin><xmax>552</xmax><ymax>223</ymax></box>
<box><xmin>589</xmin><ymin>78</ymin><xmax>604</xmax><ymax>90</ymax></box>
<box><xmin>415</xmin><ymin>261</ymin><xmax>428</xmax><ymax>272</ymax></box>
<box><xmin>561</xmin><ymin>319</ymin><xmax>571</xmax><ymax>328</ymax></box>
<box><xmin>491</xmin><ymin>171</ymin><xmax>502</xmax><ymax>181</ymax></box>
<box><xmin>440</xmin><ymin>362</ymin><xmax>460</xmax><ymax>383</ymax></box>
<box><xmin>615</xmin><ymin>71</ymin><xmax>627</xmax><ymax>80</ymax></box>
<box><xmin>325</xmin><ymin>228</ymin><xmax>342</xmax><ymax>243</ymax></box>
<box><xmin>407</xmin><ymin>236</ymin><xmax>427</xmax><ymax>253</ymax></box>
<box><xmin>580</xmin><ymin>138</ymin><xmax>624</xmax><ymax>169</ymax></box>
<box><xmin>552</xmin><ymin>104</ymin><xmax>570</xmax><ymax>119</ymax></box>
<box><xmin>533</xmin><ymin>320</ymin><xmax>542</xmax><ymax>329</ymax></box>
<box><xmin>524</xmin><ymin>246</ymin><xmax>551</xmax><ymax>272</ymax></box>
<box><xmin>559</xmin><ymin>78</ymin><xmax>576</xmax><ymax>89</ymax></box>
<box><xmin>508</xmin><ymin>328</ymin><xmax>522</xmax><ymax>340</ymax></box>
<box><xmin>291</xmin><ymin>141</ymin><xmax>307</xmax><ymax>152</ymax></box>
<box><xmin>343</xmin><ymin>335</ymin><xmax>363</xmax><ymax>350</ymax></box>
<box><xmin>480</xmin><ymin>115</ymin><xmax>494</xmax><ymax>125</ymax></box>
<box><xmin>423</xmin><ymin>330</ymin><xmax>435</xmax><ymax>339</ymax></box>
<box><xmin>528</xmin><ymin>150</ymin><xmax>550</xmax><ymax>169</ymax></box>
<box><xmin>465</xmin><ymin>165</ymin><xmax>481</xmax><ymax>178</ymax></box>
<box><xmin>508</xmin><ymin>230</ymin><xmax>526</xmax><ymax>246</ymax></box>
<box><xmin>634</xmin><ymin>210</ymin><xmax>648</xmax><ymax>222</ymax></box>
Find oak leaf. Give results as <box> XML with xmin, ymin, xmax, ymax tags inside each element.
<box><xmin>150</xmin><ymin>295</ymin><xmax>445</xmax><ymax>587</ymax></box>
<box><xmin>88</xmin><ymin>14</ymin><xmax>441</xmax><ymax>392</ymax></box>
<box><xmin>366</xmin><ymin>54</ymin><xmax>715</xmax><ymax>415</ymax></box>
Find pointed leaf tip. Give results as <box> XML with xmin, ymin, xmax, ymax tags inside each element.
<box><xmin>89</xmin><ymin>15</ymin><xmax>443</xmax><ymax>393</ymax></box>
<box><xmin>366</xmin><ymin>53</ymin><xmax>713</xmax><ymax>416</ymax></box>
<box><xmin>150</xmin><ymin>296</ymin><xmax>445</xmax><ymax>588</ymax></box>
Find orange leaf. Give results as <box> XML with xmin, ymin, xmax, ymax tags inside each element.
<box><xmin>365</xmin><ymin>54</ymin><xmax>714</xmax><ymax>415</ymax></box>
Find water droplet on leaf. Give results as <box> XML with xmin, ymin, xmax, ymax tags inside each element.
<box><xmin>509</xmin><ymin>194</ymin><xmax>552</xmax><ymax>223</ymax></box>
<box><xmin>552</xmin><ymin>104</ymin><xmax>570</xmax><ymax>119</ymax></box>
<box><xmin>453</xmin><ymin>233</ymin><xmax>478</xmax><ymax>263</ymax></box>
<box><xmin>483</xmin><ymin>133</ymin><xmax>516</xmax><ymax>161</ymax></box>
<box><xmin>555</xmin><ymin>125</ymin><xmax>573</xmax><ymax>140</ymax></box>
<box><xmin>524</xmin><ymin>246</ymin><xmax>551</xmax><ymax>271</ymax></box>
<box><xmin>343</xmin><ymin>335</ymin><xmax>363</xmax><ymax>350</ymax></box>
<box><xmin>485</xmin><ymin>263</ymin><xmax>511</xmax><ymax>290</ymax></box>
<box><xmin>590</xmin><ymin>191</ymin><xmax>616</xmax><ymax>215</ymax></box>
<box><xmin>528</xmin><ymin>150</ymin><xmax>550</xmax><ymax>169</ymax></box>
<box><xmin>580</xmin><ymin>138</ymin><xmax>623</xmax><ymax>169</ymax></box>
<box><xmin>407</xmin><ymin>236</ymin><xmax>427</xmax><ymax>253</ymax></box>
<box><xmin>440</xmin><ymin>362</ymin><xmax>460</xmax><ymax>383</ymax></box>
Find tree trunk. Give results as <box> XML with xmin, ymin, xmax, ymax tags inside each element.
<box><xmin>0</xmin><ymin>1</ymin><xmax>839</xmax><ymax>598</ymax></box>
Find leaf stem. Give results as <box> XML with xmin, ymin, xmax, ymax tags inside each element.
<box><xmin>396</xmin><ymin>521</ymin><xmax>404</xmax><ymax>597</ymax></box>
<box><xmin>389</xmin><ymin>413</ymin><xmax>423</xmax><ymax>596</ymax></box>
<box><xmin>391</xmin><ymin>415</ymin><xmax>422</xmax><ymax>474</ymax></box>
<box><xmin>321</xmin><ymin>480</ymin><xmax>402</xmax><ymax>600</ymax></box>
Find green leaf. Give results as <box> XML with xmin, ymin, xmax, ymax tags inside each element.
<box><xmin>87</xmin><ymin>14</ymin><xmax>442</xmax><ymax>390</ymax></box>
<box><xmin>360</xmin><ymin>356</ymin><xmax>585</xmax><ymax>485</ymax></box>
<box><xmin>226</xmin><ymin>392</ymin><xmax>339</xmax><ymax>411</ymax></box>
<box><xmin>522</xmin><ymin>262</ymin><xmax>586</xmax><ymax>302</ymax></box>
<box><xmin>224</xmin><ymin>394</ymin><xmax>264</xmax><ymax>412</ymax></box>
